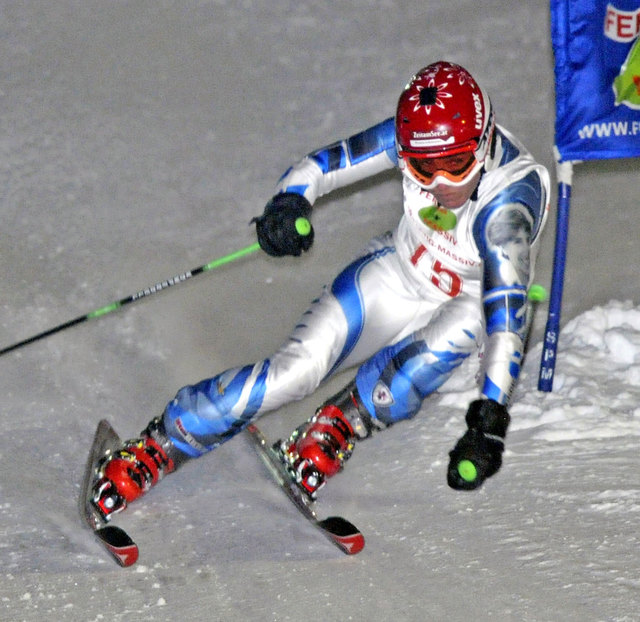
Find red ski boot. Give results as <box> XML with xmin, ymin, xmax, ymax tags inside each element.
<box><xmin>279</xmin><ymin>404</ymin><xmax>357</xmax><ymax>499</ymax></box>
<box><xmin>92</xmin><ymin>417</ymin><xmax>179</xmax><ymax>520</ymax></box>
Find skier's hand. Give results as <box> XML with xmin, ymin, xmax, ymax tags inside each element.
<box><xmin>252</xmin><ymin>192</ymin><xmax>314</xmax><ymax>257</ymax></box>
<box><xmin>447</xmin><ymin>399</ymin><xmax>510</xmax><ymax>491</ymax></box>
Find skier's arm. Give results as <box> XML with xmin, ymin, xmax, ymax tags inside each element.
<box><xmin>477</xmin><ymin>171</ymin><xmax>548</xmax><ymax>404</ymax></box>
<box><xmin>448</xmin><ymin>171</ymin><xmax>548</xmax><ymax>490</ymax></box>
<box><xmin>254</xmin><ymin>118</ymin><xmax>397</xmax><ymax>257</ymax></box>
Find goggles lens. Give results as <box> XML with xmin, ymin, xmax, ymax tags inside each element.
<box><xmin>406</xmin><ymin>151</ymin><xmax>477</xmax><ymax>185</ymax></box>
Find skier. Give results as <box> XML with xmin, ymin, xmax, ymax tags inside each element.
<box><xmin>91</xmin><ymin>61</ymin><xmax>550</xmax><ymax>521</ymax></box>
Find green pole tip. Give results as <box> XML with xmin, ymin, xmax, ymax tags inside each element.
<box><xmin>457</xmin><ymin>459</ymin><xmax>478</xmax><ymax>482</ymax></box>
<box><xmin>528</xmin><ymin>284</ymin><xmax>548</xmax><ymax>302</ymax></box>
<box><xmin>295</xmin><ymin>217</ymin><xmax>311</xmax><ymax>236</ymax></box>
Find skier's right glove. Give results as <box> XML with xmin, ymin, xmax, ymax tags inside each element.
<box><xmin>252</xmin><ymin>192</ymin><xmax>314</xmax><ymax>257</ymax></box>
<box><xmin>447</xmin><ymin>399</ymin><xmax>510</xmax><ymax>491</ymax></box>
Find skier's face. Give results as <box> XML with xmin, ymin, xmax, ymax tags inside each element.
<box><xmin>429</xmin><ymin>168</ymin><xmax>482</xmax><ymax>209</ymax></box>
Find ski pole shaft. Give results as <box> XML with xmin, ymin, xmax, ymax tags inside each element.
<box><xmin>0</xmin><ymin>241</ymin><xmax>261</xmax><ymax>357</ymax></box>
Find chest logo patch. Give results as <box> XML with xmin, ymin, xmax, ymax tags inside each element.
<box><xmin>418</xmin><ymin>205</ymin><xmax>457</xmax><ymax>231</ymax></box>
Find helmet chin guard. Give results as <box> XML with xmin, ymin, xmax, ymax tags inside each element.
<box><xmin>396</xmin><ymin>61</ymin><xmax>495</xmax><ymax>190</ymax></box>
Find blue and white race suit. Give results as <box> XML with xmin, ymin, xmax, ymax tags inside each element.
<box><xmin>162</xmin><ymin>119</ymin><xmax>550</xmax><ymax>458</ymax></box>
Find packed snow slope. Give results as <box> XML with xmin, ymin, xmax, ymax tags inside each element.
<box><xmin>0</xmin><ymin>2</ymin><xmax>638</xmax><ymax>621</ymax></box>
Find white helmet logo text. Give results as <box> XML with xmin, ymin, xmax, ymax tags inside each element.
<box><xmin>472</xmin><ymin>93</ymin><xmax>483</xmax><ymax>130</ymax></box>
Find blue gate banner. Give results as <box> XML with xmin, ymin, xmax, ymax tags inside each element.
<box><xmin>551</xmin><ymin>0</ymin><xmax>640</xmax><ymax>160</ymax></box>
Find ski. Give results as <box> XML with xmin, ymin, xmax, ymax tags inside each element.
<box><xmin>79</xmin><ymin>419</ymin><xmax>139</xmax><ymax>567</ymax></box>
<box><xmin>246</xmin><ymin>423</ymin><xmax>365</xmax><ymax>555</ymax></box>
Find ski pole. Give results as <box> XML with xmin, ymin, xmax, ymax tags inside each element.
<box><xmin>0</xmin><ymin>241</ymin><xmax>261</xmax><ymax>357</ymax></box>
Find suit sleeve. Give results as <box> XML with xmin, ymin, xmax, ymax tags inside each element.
<box><xmin>274</xmin><ymin>118</ymin><xmax>398</xmax><ymax>204</ymax></box>
<box><xmin>473</xmin><ymin>169</ymin><xmax>549</xmax><ymax>404</ymax></box>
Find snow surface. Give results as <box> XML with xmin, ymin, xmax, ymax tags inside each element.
<box><xmin>1</xmin><ymin>2</ymin><xmax>639</xmax><ymax>621</ymax></box>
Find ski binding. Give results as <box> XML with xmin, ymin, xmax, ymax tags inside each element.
<box><xmin>79</xmin><ymin>419</ymin><xmax>139</xmax><ymax>567</ymax></box>
<box><xmin>246</xmin><ymin>423</ymin><xmax>365</xmax><ymax>555</ymax></box>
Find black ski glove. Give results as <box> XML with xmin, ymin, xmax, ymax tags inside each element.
<box><xmin>447</xmin><ymin>399</ymin><xmax>510</xmax><ymax>491</ymax></box>
<box><xmin>252</xmin><ymin>192</ymin><xmax>314</xmax><ymax>257</ymax></box>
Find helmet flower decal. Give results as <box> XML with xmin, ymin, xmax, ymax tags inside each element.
<box><xmin>408</xmin><ymin>79</ymin><xmax>453</xmax><ymax>115</ymax></box>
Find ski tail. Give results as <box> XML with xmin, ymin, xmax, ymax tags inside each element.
<box><xmin>318</xmin><ymin>516</ymin><xmax>365</xmax><ymax>555</ymax></box>
<box><xmin>94</xmin><ymin>525</ymin><xmax>139</xmax><ymax>567</ymax></box>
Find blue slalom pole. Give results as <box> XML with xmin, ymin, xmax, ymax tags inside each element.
<box><xmin>538</xmin><ymin>157</ymin><xmax>574</xmax><ymax>391</ymax></box>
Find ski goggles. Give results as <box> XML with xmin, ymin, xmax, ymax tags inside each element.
<box><xmin>404</xmin><ymin>151</ymin><xmax>478</xmax><ymax>186</ymax></box>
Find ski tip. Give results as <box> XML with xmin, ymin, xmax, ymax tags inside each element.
<box><xmin>96</xmin><ymin>418</ymin><xmax>116</xmax><ymax>435</ymax></box>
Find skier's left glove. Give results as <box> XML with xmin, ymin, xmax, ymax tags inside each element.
<box><xmin>447</xmin><ymin>399</ymin><xmax>510</xmax><ymax>491</ymax></box>
<box><xmin>252</xmin><ymin>192</ymin><xmax>314</xmax><ymax>257</ymax></box>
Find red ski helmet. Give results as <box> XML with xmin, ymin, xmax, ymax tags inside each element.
<box><xmin>396</xmin><ymin>61</ymin><xmax>495</xmax><ymax>189</ymax></box>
